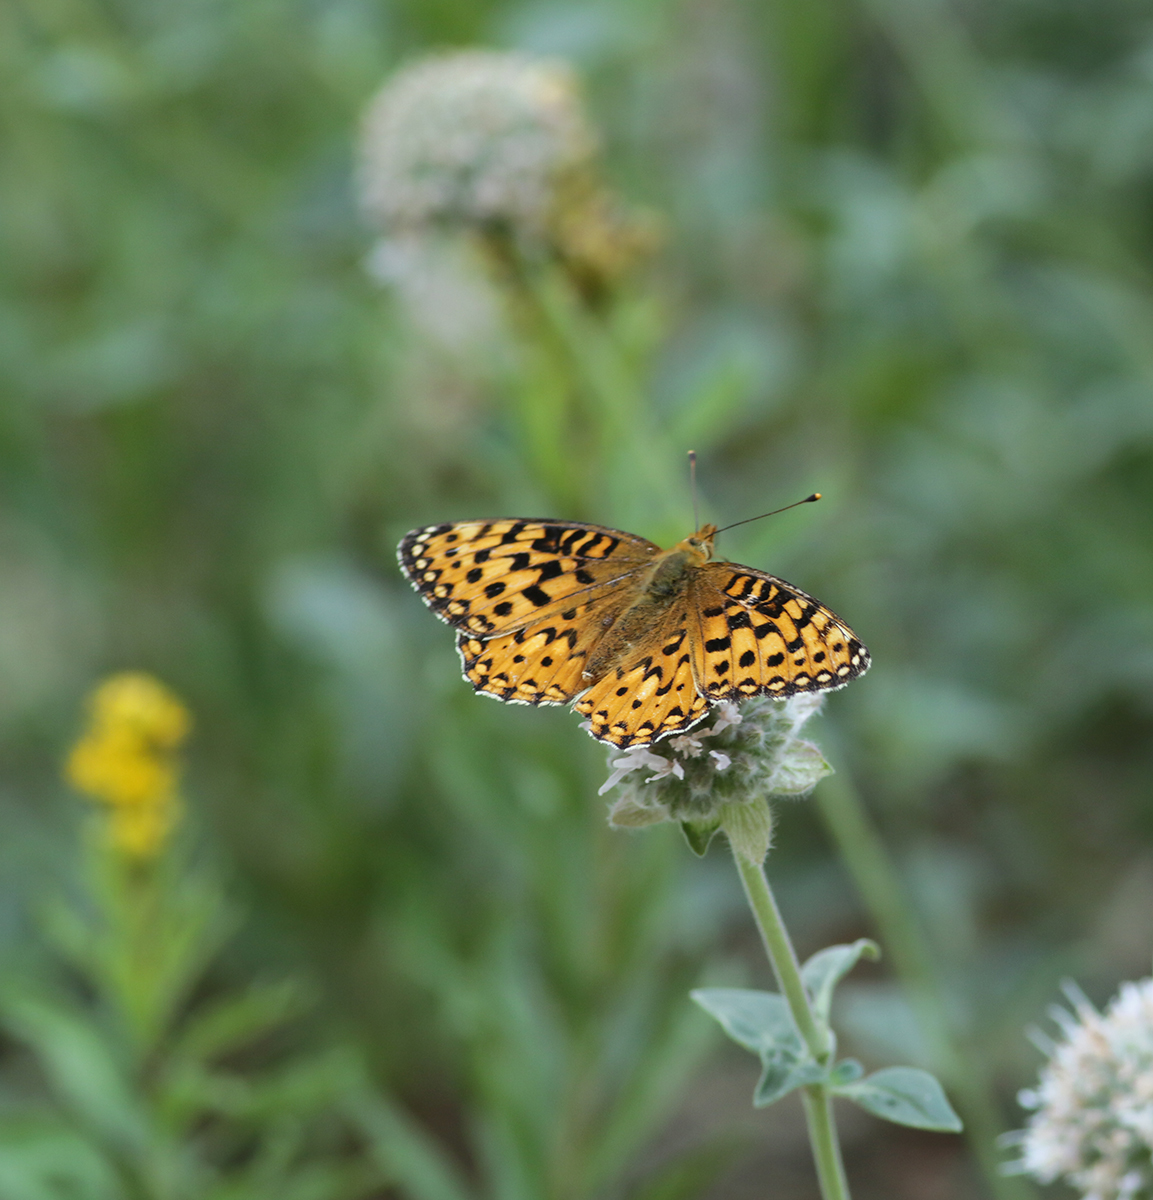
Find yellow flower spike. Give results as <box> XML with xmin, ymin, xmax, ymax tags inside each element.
<box><xmin>66</xmin><ymin>673</ymin><xmax>191</xmax><ymax>860</ymax></box>
<box><xmin>87</xmin><ymin>672</ymin><xmax>191</xmax><ymax>748</ymax></box>
<box><xmin>66</xmin><ymin>727</ymin><xmax>177</xmax><ymax>809</ymax></box>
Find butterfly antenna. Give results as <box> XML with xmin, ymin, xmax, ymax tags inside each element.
<box><xmin>714</xmin><ymin>493</ymin><xmax>821</xmax><ymax>535</ymax></box>
<box><xmin>688</xmin><ymin>450</ymin><xmax>700</xmax><ymax>530</ymax></box>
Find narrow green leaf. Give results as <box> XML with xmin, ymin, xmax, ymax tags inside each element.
<box><xmin>833</xmin><ymin>1066</ymin><xmax>963</xmax><ymax>1132</ymax></box>
<box><xmin>580</xmin><ymin>987</ymin><xmax>716</xmax><ymax>1194</ymax></box>
<box><xmin>800</xmin><ymin>939</ymin><xmax>880</xmax><ymax>1023</ymax></box>
<box><xmin>0</xmin><ymin>1117</ymin><xmax>120</xmax><ymax>1200</ymax></box>
<box><xmin>0</xmin><ymin>990</ymin><xmax>148</xmax><ymax>1152</ymax></box>
<box><xmin>172</xmin><ymin>980</ymin><xmax>308</xmax><ymax>1063</ymax></box>
<box><xmin>348</xmin><ymin>1088</ymin><xmax>477</xmax><ymax>1200</ymax></box>
<box><xmin>690</xmin><ymin>989</ymin><xmax>832</xmax><ymax>1107</ymax></box>
<box><xmin>689</xmin><ymin>988</ymin><xmax>798</xmax><ymax>1056</ymax></box>
<box><xmin>224</xmin><ymin>1049</ymin><xmax>358</xmax><ymax>1119</ymax></box>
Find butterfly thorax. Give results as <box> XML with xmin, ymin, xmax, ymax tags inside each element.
<box><xmin>580</xmin><ymin>524</ymin><xmax>718</xmax><ymax>680</ymax></box>
<box><xmin>644</xmin><ymin>524</ymin><xmax>717</xmax><ymax>597</ymax></box>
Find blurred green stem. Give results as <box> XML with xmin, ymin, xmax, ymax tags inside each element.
<box><xmin>522</xmin><ymin>265</ymin><xmax>638</xmax><ymax>447</ymax></box>
<box><xmin>733</xmin><ymin>848</ymin><xmax>850</xmax><ymax>1200</ymax></box>
<box><xmin>485</xmin><ymin>235</ymin><xmax>672</xmax><ymax>521</ymax></box>
<box><xmin>814</xmin><ymin>770</ymin><xmax>1035</xmax><ymax>1200</ymax></box>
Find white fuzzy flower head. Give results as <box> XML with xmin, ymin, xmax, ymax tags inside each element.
<box><xmin>1005</xmin><ymin>977</ymin><xmax>1153</xmax><ymax>1200</ymax></box>
<box><xmin>359</xmin><ymin>50</ymin><xmax>597</xmax><ymax>244</ymax></box>
<box><xmin>601</xmin><ymin>695</ymin><xmax>831</xmax><ymax>840</ymax></box>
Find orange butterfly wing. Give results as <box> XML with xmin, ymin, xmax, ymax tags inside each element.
<box><xmin>689</xmin><ymin>564</ymin><xmax>869</xmax><ymax>703</ymax></box>
<box><xmin>572</xmin><ymin>601</ymin><xmax>710</xmax><ymax>745</ymax></box>
<box><xmin>399</xmin><ymin>519</ymin><xmax>654</xmax><ymax>706</ymax></box>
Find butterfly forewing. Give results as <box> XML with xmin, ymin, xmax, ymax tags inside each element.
<box><xmin>398</xmin><ymin>519</ymin><xmax>657</xmax><ymax>636</ymax></box>
<box><xmin>692</xmin><ymin>565</ymin><xmax>869</xmax><ymax>701</ymax></box>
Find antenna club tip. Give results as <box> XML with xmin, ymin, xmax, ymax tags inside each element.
<box><xmin>809</xmin><ymin>492</ymin><xmax>821</xmax><ymax>502</ymax></box>
<box><xmin>688</xmin><ymin>450</ymin><xmax>697</xmax><ymax>461</ymax></box>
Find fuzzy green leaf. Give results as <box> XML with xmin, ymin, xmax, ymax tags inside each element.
<box><xmin>690</xmin><ymin>988</ymin><xmax>829</xmax><ymax>1107</ymax></box>
<box><xmin>827</xmin><ymin>1058</ymin><xmax>864</xmax><ymax>1086</ymax></box>
<box><xmin>680</xmin><ymin>819</ymin><xmax>720</xmax><ymax>857</ymax></box>
<box><xmin>765</xmin><ymin>737</ymin><xmax>832</xmax><ymax>795</ymax></box>
<box><xmin>753</xmin><ymin>1054</ymin><xmax>826</xmax><ymax>1107</ymax></box>
<box><xmin>719</xmin><ymin>797</ymin><xmax>773</xmax><ymax>865</ymax></box>
<box><xmin>801</xmin><ymin>939</ymin><xmax>881</xmax><ymax>1023</ymax></box>
<box><xmin>689</xmin><ymin>988</ymin><xmax>798</xmax><ymax>1056</ymax></box>
<box><xmin>833</xmin><ymin>1066</ymin><xmax>963</xmax><ymax>1132</ymax></box>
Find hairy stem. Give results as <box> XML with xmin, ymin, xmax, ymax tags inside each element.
<box><xmin>732</xmin><ymin>846</ymin><xmax>850</xmax><ymax>1200</ymax></box>
<box><xmin>802</xmin><ymin>1087</ymin><xmax>854</xmax><ymax>1200</ymax></box>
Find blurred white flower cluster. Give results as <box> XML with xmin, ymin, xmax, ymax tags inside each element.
<box><xmin>360</xmin><ymin>50</ymin><xmax>597</xmax><ymax>243</ymax></box>
<box><xmin>358</xmin><ymin>49</ymin><xmax>656</xmax><ymax>323</ymax></box>
<box><xmin>1006</xmin><ymin>977</ymin><xmax>1153</xmax><ymax>1200</ymax></box>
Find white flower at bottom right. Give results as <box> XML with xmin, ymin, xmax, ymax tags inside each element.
<box><xmin>1005</xmin><ymin>975</ymin><xmax>1153</xmax><ymax>1200</ymax></box>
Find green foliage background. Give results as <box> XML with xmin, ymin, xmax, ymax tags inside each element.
<box><xmin>2</xmin><ymin>0</ymin><xmax>1152</xmax><ymax>1195</ymax></box>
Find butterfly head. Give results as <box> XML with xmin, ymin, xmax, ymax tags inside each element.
<box><xmin>681</xmin><ymin>523</ymin><xmax>718</xmax><ymax>564</ymax></box>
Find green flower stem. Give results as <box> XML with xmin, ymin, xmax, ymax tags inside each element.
<box><xmin>733</xmin><ymin>850</ymin><xmax>828</xmax><ymax>1060</ymax></box>
<box><xmin>490</xmin><ymin>240</ymin><xmax>680</xmax><ymax>524</ymax></box>
<box><xmin>814</xmin><ymin>769</ymin><xmax>1036</xmax><ymax>1200</ymax></box>
<box><xmin>801</xmin><ymin>1087</ymin><xmax>853</xmax><ymax>1200</ymax></box>
<box><xmin>733</xmin><ymin>847</ymin><xmax>850</xmax><ymax>1200</ymax></box>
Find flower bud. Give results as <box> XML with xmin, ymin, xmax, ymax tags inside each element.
<box><xmin>599</xmin><ymin>695</ymin><xmax>832</xmax><ymax>859</ymax></box>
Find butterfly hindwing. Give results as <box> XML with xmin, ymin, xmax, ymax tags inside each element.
<box><xmin>692</xmin><ymin>565</ymin><xmax>869</xmax><ymax>701</ymax></box>
<box><xmin>398</xmin><ymin>519</ymin><xmax>657</xmax><ymax>637</ymax></box>
<box><xmin>456</xmin><ymin>586</ymin><xmax>633</xmax><ymax>707</ymax></box>
<box><xmin>573</xmin><ymin>604</ymin><xmax>710</xmax><ymax>747</ymax></box>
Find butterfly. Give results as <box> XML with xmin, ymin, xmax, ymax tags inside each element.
<box><xmin>398</xmin><ymin>518</ymin><xmax>869</xmax><ymax>748</ymax></box>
